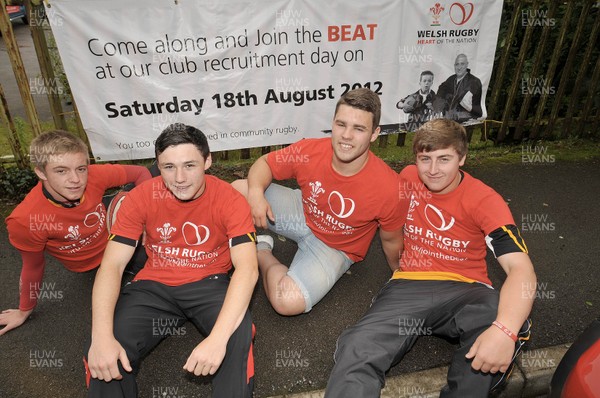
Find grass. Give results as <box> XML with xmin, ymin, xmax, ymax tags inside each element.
<box><xmin>2</xmin><ymin>117</ymin><xmax>599</xmax><ymax>166</ymax></box>
<box><xmin>0</xmin><ymin>117</ymin><xmax>59</xmax><ymax>159</ymax></box>
<box><xmin>1</xmin><ymin>118</ymin><xmax>599</xmax><ymax>214</ymax></box>
<box><xmin>205</xmin><ymin>132</ymin><xmax>600</xmax><ymax>182</ymax></box>
<box><xmin>380</xmin><ymin>133</ymin><xmax>600</xmax><ymax>165</ymax></box>
<box><xmin>372</xmin><ymin>132</ymin><xmax>600</xmax><ymax>170</ymax></box>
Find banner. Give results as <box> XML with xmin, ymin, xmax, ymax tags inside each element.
<box><xmin>47</xmin><ymin>0</ymin><xmax>503</xmax><ymax>161</ymax></box>
<box><xmin>395</xmin><ymin>1</ymin><xmax>502</xmax><ymax>132</ymax></box>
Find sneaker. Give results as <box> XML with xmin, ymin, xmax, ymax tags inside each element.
<box><xmin>256</xmin><ymin>235</ymin><xmax>274</xmax><ymax>251</ymax></box>
<box><xmin>490</xmin><ymin>318</ymin><xmax>533</xmax><ymax>392</ymax></box>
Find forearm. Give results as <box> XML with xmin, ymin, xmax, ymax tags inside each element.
<box><xmin>90</xmin><ymin>266</ymin><xmax>122</xmax><ymax>340</ymax></box>
<box><xmin>90</xmin><ymin>242</ymin><xmax>133</xmax><ymax>340</ymax></box>
<box><xmin>496</xmin><ymin>266</ymin><xmax>536</xmax><ymax>334</ymax></box>
<box><xmin>18</xmin><ymin>250</ymin><xmax>46</xmax><ymax>311</ymax></box>
<box><xmin>380</xmin><ymin>229</ymin><xmax>403</xmax><ymax>272</ymax></box>
<box><xmin>247</xmin><ymin>156</ymin><xmax>273</xmax><ymax>196</ymax></box>
<box><xmin>382</xmin><ymin>239</ymin><xmax>402</xmax><ymax>272</ymax></box>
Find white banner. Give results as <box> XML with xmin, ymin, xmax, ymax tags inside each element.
<box><xmin>395</xmin><ymin>1</ymin><xmax>502</xmax><ymax>131</ymax></box>
<box><xmin>47</xmin><ymin>0</ymin><xmax>503</xmax><ymax>161</ymax></box>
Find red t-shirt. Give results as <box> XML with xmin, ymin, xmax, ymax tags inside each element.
<box><xmin>111</xmin><ymin>175</ymin><xmax>255</xmax><ymax>286</ymax></box>
<box><xmin>6</xmin><ymin>164</ymin><xmax>132</xmax><ymax>271</ymax></box>
<box><xmin>393</xmin><ymin>165</ymin><xmax>516</xmax><ymax>285</ymax></box>
<box><xmin>266</xmin><ymin>138</ymin><xmax>405</xmax><ymax>262</ymax></box>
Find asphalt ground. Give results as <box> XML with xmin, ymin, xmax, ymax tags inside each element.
<box><xmin>0</xmin><ymin>21</ymin><xmax>58</xmax><ymax>123</ymax></box>
<box><xmin>2</xmin><ymin>18</ymin><xmax>599</xmax><ymax>398</ymax></box>
<box><xmin>1</xmin><ymin>158</ymin><xmax>599</xmax><ymax>398</ymax></box>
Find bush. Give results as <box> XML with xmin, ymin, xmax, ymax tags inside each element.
<box><xmin>0</xmin><ymin>167</ymin><xmax>38</xmax><ymax>201</ymax></box>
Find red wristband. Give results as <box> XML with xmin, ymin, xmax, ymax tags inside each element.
<box><xmin>492</xmin><ymin>321</ymin><xmax>518</xmax><ymax>342</ymax></box>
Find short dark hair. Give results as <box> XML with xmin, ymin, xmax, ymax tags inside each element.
<box><xmin>334</xmin><ymin>88</ymin><xmax>381</xmax><ymax>130</ymax></box>
<box><xmin>155</xmin><ymin>123</ymin><xmax>210</xmax><ymax>159</ymax></box>
<box><xmin>412</xmin><ymin>118</ymin><xmax>468</xmax><ymax>158</ymax></box>
<box><xmin>420</xmin><ymin>70</ymin><xmax>434</xmax><ymax>81</ymax></box>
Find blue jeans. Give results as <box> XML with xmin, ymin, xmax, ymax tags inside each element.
<box><xmin>264</xmin><ymin>183</ymin><xmax>353</xmax><ymax>312</ymax></box>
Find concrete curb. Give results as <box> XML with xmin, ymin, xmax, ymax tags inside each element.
<box><xmin>268</xmin><ymin>344</ymin><xmax>571</xmax><ymax>398</ymax></box>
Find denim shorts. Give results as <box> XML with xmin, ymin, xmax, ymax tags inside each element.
<box><xmin>264</xmin><ymin>183</ymin><xmax>353</xmax><ymax>312</ymax></box>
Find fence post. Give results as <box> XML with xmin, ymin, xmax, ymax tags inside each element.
<box><xmin>544</xmin><ymin>1</ymin><xmax>589</xmax><ymax>138</ymax></box>
<box><xmin>563</xmin><ymin>6</ymin><xmax>599</xmax><ymax>137</ymax></box>
<box><xmin>497</xmin><ymin>0</ymin><xmax>541</xmax><ymax>142</ymax></box>
<box><xmin>25</xmin><ymin>0</ymin><xmax>68</xmax><ymax>131</ymax></box>
<box><xmin>487</xmin><ymin>0</ymin><xmax>523</xmax><ymax>134</ymax></box>
<box><xmin>68</xmin><ymin>101</ymin><xmax>93</xmax><ymax>160</ymax></box>
<box><xmin>577</xmin><ymin>55</ymin><xmax>600</xmax><ymax>135</ymax></box>
<box><xmin>396</xmin><ymin>132</ymin><xmax>406</xmax><ymax>147</ymax></box>
<box><xmin>0</xmin><ymin>82</ymin><xmax>28</xmax><ymax>168</ymax></box>
<box><xmin>378</xmin><ymin>134</ymin><xmax>388</xmax><ymax>148</ymax></box>
<box><xmin>0</xmin><ymin>0</ymin><xmax>42</xmax><ymax>137</ymax></box>
<box><xmin>530</xmin><ymin>2</ymin><xmax>575</xmax><ymax>140</ymax></box>
<box><xmin>514</xmin><ymin>1</ymin><xmax>558</xmax><ymax>140</ymax></box>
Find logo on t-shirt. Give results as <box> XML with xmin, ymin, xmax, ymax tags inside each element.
<box><xmin>407</xmin><ymin>194</ymin><xmax>420</xmax><ymax>221</ymax></box>
<box><xmin>424</xmin><ymin>204</ymin><xmax>455</xmax><ymax>231</ymax></box>
<box><xmin>83</xmin><ymin>204</ymin><xmax>105</xmax><ymax>227</ymax></box>
<box><xmin>308</xmin><ymin>181</ymin><xmax>325</xmax><ymax>204</ymax></box>
<box><xmin>304</xmin><ymin>180</ymin><xmax>356</xmax><ymax>234</ymax></box>
<box><xmin>182</xmin><ymin>222</ymin><xmax>210</xmax><ymax>246</ymax></box>
<box><xmin>328</xmin><ymin>191</ymin><xmax>355</xmax><ymax>219</ymax></box>
<box><xmin>157</xmin><ymin>222</ymin><xmax>177</xmax><ymax>243</ymax></box>
<box><xmin>64</xmin><ymin>225</ymin><xmax>81</xmax><ymax>241</ymax></box>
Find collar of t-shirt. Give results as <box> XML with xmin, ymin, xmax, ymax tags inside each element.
<box><xmin>42</xmin><ymin>185</ymin><xmax>82</xmax><ymax>208</ymax></box>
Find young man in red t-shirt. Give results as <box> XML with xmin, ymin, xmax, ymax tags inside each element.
<box><xmin>1</xmin><ymin>130</ymin><xmax>151</xmax><ymax>336</ymax></box>
<box><xmin>326</xmin><ymin>119</ymin><xmax>537</xmax><ymax>397</ymax></box>
<box><xmin>86</xmin><ymin>124</ymin><xmax>258</xmax><ymax>397</ymax></box>
<box><xmin>232</xmin><ymin>88</ymin><xmax>405</xmax><ymax>316</ymax></box>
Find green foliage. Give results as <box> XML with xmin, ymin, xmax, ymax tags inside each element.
<box><xmin>489</xmin><ymin>1</ymin><xmax>600</xmax><ymax>140</ymax></box>
<box><xmin>46</xmin><ymin>33</ymin><xmax>73</xmax><ymax>103</ymax></box>
<box><xmin>13</xmin><ymin>116</ymin><xmax>30</xmax><ymax>149</ymax></box>
<box><xmin>0</xmin><ymin>166</ymin><xmax>37</xmax><ymax>201</ymax></box>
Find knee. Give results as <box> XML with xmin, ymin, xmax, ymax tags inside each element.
<box><xmin>269</xmin><ymin>283</ymin><xmax>306</xmax><ymax>316</ymax></box>
<box><xmin>335</xmin><ymin>327</ymin><xmax>369</xmax><ymax>359</ymax></box>
<box><xmin>270</xmin><ymin>295</ymin><xmax>305</xmax><ymax>316</ymax></box>
<box><xmin>111</xmin><ymin>328</ymin><xmax>144</xmax><ymax>366</ymax></box>
<box><xmin>231</xmin><ymin>179</ymin><xmax>248</xmax><ymax>197</ymax></box>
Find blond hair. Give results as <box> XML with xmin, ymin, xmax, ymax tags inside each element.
<box><xmin>30</xmin><ymin>130</ymin><xmax>88</xmax><ymax>170</ymax></box>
